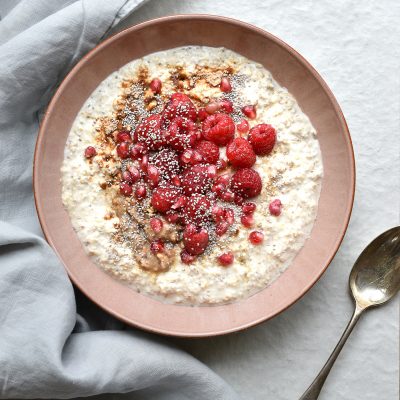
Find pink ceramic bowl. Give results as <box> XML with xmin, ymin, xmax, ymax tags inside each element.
<box><xmin>34</xmin><ymin>15</ymin><xmax>355</xmax><ymax>337</ymax></box>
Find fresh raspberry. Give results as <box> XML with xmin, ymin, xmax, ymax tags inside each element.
<box><xmin>226</xmin><ymin>137</ymin><xmax>256</xmax><ymax>168</ymax></box>
<box><xmin>202</xmin><ymin>114</ymin><xmax>235</xmax><ymax>146</ymax></box>
<box><xmin>183</xmin><ymin>224</ymin><xmax>209</xmax><ymax>255</ymax></box>
<box><xmin>162</xmin><ymin>93</ymin><xmax>197</xmax><ymax>123</ymax></box>
<box><xmin>218</xmin><ymin>252</ymin><xmax>234</xmax><ymax>266</ymax></box>
<box><xmin>151</xmin><ymin>184</ymin><xmax>181</xmax><ymax>213</ymax></box>
<box><xmin>183</xmin><ymin>194</ymin><xmax>213</xmax><ymax>226</ymax></box>
<box><xmin>165</xmin><ymin>116</ymin><xmax>198</xmax><ymax>151</ymax></box>
<box><xmin>180</xmin><ymin>164</ymin><xmax>214</xmax><ymax>196</ymax></box>
<box><xmin>194</xmin><ymin>140</ymin><xmax>220</xmax><ymax>164</ymax></box>
<box><xmin>230</xmin><ymin>168</ymin><xmax>262</xmax><ymax>198</ymax></box>
<box><xmin>134</xmin><ymin>114</ymin><xmax>166</xmax><ymax>150</ymax></box>
<box><xmin>150</xmin><ymin>148</ymin><xmax>181</xmax><ymax>180</ymax></box>
<box><xmin>84</xmin><ymin>146</ymin><xmax>96</xmax><ymax>158</ymax></box>
<box><xmin>248</xmin><ymin>124</ymin><xmax>277</xmax><ymax>155</ymax></box>
<box><xmin>149</xmin><ymin>78</ymin><xmax>162</xmax><ymax>94</ymax></box>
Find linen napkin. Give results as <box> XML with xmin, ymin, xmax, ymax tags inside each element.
<box><xmin>0</xmin><ymin>1</ymin><xmax>239</xmax><ymax>399</ymax></box>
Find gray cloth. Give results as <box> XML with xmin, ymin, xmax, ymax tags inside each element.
<box><xmin>0</xmin><ymin>1</ymin><xmax>239</xmax><ymax>399</ymax></box>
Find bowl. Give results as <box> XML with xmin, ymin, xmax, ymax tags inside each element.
<box><xmin>34</xmin><ymin>15</ymin><xmax>355</xmax><ymax>337</ymax></box>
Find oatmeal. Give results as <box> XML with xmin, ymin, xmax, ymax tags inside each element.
<box><xmin>61</xmin><ymin>46</ymin><xmax>323</xmax><ymax>305</ymax></box>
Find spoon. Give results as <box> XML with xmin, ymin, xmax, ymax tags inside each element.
<box><xmin>300</xmin><ymin>226</ymin><xmax>400</xmax><ymax>400</ymax></box>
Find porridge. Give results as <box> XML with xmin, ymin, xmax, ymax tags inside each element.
<box><xmin>61</xmin><ymin>46</ymin><xmax>323</xmax><ymax>305</ymax></box>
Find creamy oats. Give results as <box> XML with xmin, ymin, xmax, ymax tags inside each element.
<box><xmin>61</xmin><ymin>46</ymin><xmax>323</xmax><ymax>305</ymax></box>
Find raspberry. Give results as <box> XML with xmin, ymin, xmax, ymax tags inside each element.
<box><xmin>162</xmin><ymin>93</ymin><xmax>197</xmax><ymax>123</ymax></box>
<box><xmin>151</xmin><ymin>184</ymin><xmax>181</xmax><ymax>213</ymax></box>
<box><xmin>248</xmin><ymin>124</ymin><xmax>277</xmax><ymax>155</ymax></box>
<box><xmin>202</xmin><ymin>114</ymin><xmax>235</xmax><ymax>146</ymax></box>
<box><xmin>194</xmin><ymin>140</ymin><xmax>220</xmax><ymax>164</ymax></box>
<box><xmin>183</xmin><ymin>225</ymin><xmax>209</xmax><ymax>255</ymax></box>
<box><xmin>180</xmin><ymin>164</ymin><xmax>214</xmax><ymax>196</ymax></box>
<box><xmin>84</xmin><ymin>146</ymin><xmax>96</xmax><ymax>158</ymax></box>
<box><xmin>230</xmin><ymin>168</ymin><xmax>262</xmax><ymax>198</ymax></box>
<box><xmin>226</xmin><ymin>137</ymin><xmax>256</xmax><ymax>168</ymax></box>
<box><xmin>183</xmin><ymin>194</ymin><xmax>212</xmax><ymax>226</ymax></box>
<box><xmin>165</xmin><ymin>116</ymin><xmax>198</xmax><ymax>151</ymax></box>
<box><xmin>150</xmin><ymin>148</ymin><xmax>181</xmax><ymax>180</ymax></box>
<box><xmin>134</xmin><ymin>114</ymin><xmax>166</xmax><ymax>150</ymax></box>
<box><xmin>218</xmin><ymin>252</ymin><xmax>234</xmax><ymax>266</ymax></box>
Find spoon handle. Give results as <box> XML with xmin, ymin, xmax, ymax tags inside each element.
<box><xmin>299</xmin><ymin>303</ymin><xmax>365</xmax><ymax>400</ymax></box>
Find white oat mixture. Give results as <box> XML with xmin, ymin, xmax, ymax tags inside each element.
<box><xmin>61</xmin><ymin>46</ymin><xmax>323</xmax><ymax>305</ymax></box>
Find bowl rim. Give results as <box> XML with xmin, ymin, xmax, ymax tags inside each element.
<box><xmin>33</xmin><ymin>14</ymin><xmax>355</xmax><ymax>337</ymax></box>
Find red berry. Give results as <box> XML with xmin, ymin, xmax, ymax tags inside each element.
<box><xmin>237</xmin><ymin>119</ymin><xmax>250</xmax><ymax>134</ymax></box>
<box><xmin>149</xmin><ymin>78</ymin><xmax>162</xmax><ymax>94</ymax></box>
<box><xmin>197</xmin><ymin>108</ymin><xmax>208</xmax><ymax>121</ymax></box>
<box><xmin>180</xmin><ymin>250</ymin><xmax>197</xmax><ymax>264</ymax></box>
<box><xmin>162</xmin><ymin>92</ymin><xmax>197</xmax><ymax>123</ymax></box>
<box><xmin>242</xmin><ymin>202</ymin><xmax>256</xmax><ymax>214</ymax></box>
<box><xmin>166</xmin><ymin>116</ymin><xmax>198</xmax><ymax>151</ymax></box>
<box><xmin>219</xmin><ymin>99</ymin><xmax>233</xmax><ymax>113</ymax></box>
<box><xmin>220</xmin><ymin>77</ymin><xmax>232</xmax><ymax>93</ymax></box>
<box><xmin>150</xmin><ymin>148</ymin><xmax>181</xmax><ymax>180</ymax></box>
<box><xmin>202</xmin><ymin>114</ymin><xmax>235</xmax><ymax>146</ymax></box>
<box><xmin>151</xmin><ymin>185</ymin><xmax>180</xmax><ymax>213</ymax></box>
<box><xmin>241</xmin><ymin>214</ymin><xmax>254</xmax><ymax>228</ymax></box>
<box><xmin>218</xmin><ymin>252</ymin><xmax>234</xmax><ymax>266</ymax></box>
<box><xmin>183</xmin><ymin>225</ymin><xmax>209</xmax><ymax>255</ymax></box>
<box><xmin>181</xmin><ymin>164</ymin><xmax>214</xmax><ymax>196</ymax></box>
<box><xmin>215</xmin><ymin>221</ymin><xmax>230</xmax><ymax>236</ymax></box>
<box><xmin>84</xmin><ymin>146</ymin><xmax>96</xmax><ymax>158</ymax></box>
<box><xmin>116</xmin><ymin>131</ymin><xmax>132</xmax><ymax>143</ymax></box>
<box><xmin>150</xmin><ymin>239</ymin><xmax>164</xmax><ymax>253</ymax></box>
<box><xmin>116</xmin><ymin>142</ymin><xmax>130</xmax><ymax>159</ymax></box>
<box><xmin>135</xmin><ymin>185</ymin><xmax>147</xmax><ymax>200</ymax></box>
<box><xmin>194</xmin><ymin>140</ymin><xmax>220</xmax><ymax>164</ymax></box>
<box><xmin>269</xmin><ymin>199</ymin><xmax>282</xmax><ymax>216</ymax></box>
<box><xmin>127</xmin><ymin>165</ymin><xmax>141</xmax><ymax>183</ymax></box>
<box><xmin>248</xmin><ymin>124</ymin><xmax>277</xmax><ymax>155</ymax></box>
<box><xmin>150</xmin><ymin>217</ymin><xmax>163</xmax><ymax>233</ymax></box>
<box><xmin>249</xmin><ymin>231</ymin><xmax>264</xmax><ymax>244</ymax></box>
<box><xmin>183</xmin><ymin>194</ymin><xmax>212</xmax><ymax>226</ymax></box>
<box><xmin>130</xmin><ymin>143</ymin><xmax>147</xmax><ymax>160</ymax></box>
<box><xmin>242</xmin><ymin>105</ymin><xmax>257</xmax><ymax>119</ymax></box>
<box><xmin>120</xmin><ymin>182</ymin><xmax>132</xmax><ymax>196</ymax></box>
<box><xmin>205</xmin><ymin>101</ymin><xmax>220</xmax><ymax>114</ymax></box>
<box><xmin>134</xmin><ymin>114</ymin><xmax>166</xmax><ymax>150</ymax></box>
<box><xmin>226</xmin><ymin>137</ymin><xmax>256</xmax><ymax>168</ymax></box>
<box><xmin>230</xmin><ymin>168</ymin><xmax>262</xmax><ymax>198</ymax></box>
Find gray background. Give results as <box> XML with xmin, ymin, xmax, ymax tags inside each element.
<box><xmin>114</xmin><ymin>1</ymin><xmax>399</xmax><ymax>399</ymax></box>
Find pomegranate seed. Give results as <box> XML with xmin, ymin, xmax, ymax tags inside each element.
<box><xmin>220</xmin><ymin>77</ymin><xmax>232</xmax><ymax>93</ymax></box>
<box><xmin>172</xmin><ymin>176</ymin><xmax>181</xmax><ymax>186</ymax></box>
<box><xmin>212</xmin><ymin>183</ymin><xmax>225</xmax><ymax>195</ymax></box>
<box><xmin>120</xmin><ymin>182</ymin><xmax>132</xmax><ymax>196</ymax></box>
<box><xmin>242</xmin><ymin>202</ymin><xmax>256</xmax><ymax>214</ymax></box>
<box><xmin>221</xmin><ymin>191</ymin><xmax>235</xmax><ymax>203</ymax></box>
<box><xmin>150</xmin><ymin>239</ymin><xmax>164</xmax><ymax>253</ymax></box>
<box><xmin>219</xmin><ymin>99</ymin><xmax>233</xmax><ymax>113</ymax></box>
<box><xmin>216</xmin><ymin>158</ymin><xmax>228</xmax><ymax>171</ymax></box>
<box><xmin>130</xmin><ymin>143</ymin><xmax>147</xmax><ymax>159</ymax></box>
<box><xmin>234</xmin><ymin>194</ymin><xmax>244</xmax><ymax>206</ymax></box>
<box><xmin>237</xmin><ymin>119</ymin><xmax>250</xmax><ymax>134</ymax></box>
<box><xmin>249</xmin><ymin>231</ymin><xmax>264</xmax><ymax>244</ymax></box>
<box><xmin>216</xmin><ymin>221</ymin><xmax>229</xmax><ymax>236</ymax></box>
<box><xmin>218</xmin><ymin>252</ymin><xmax>234</xmax><ymax>266</ymax></box>
<box><xmin>122</xmin><ymin>170</ymin><xmax>133</xmax><ymax>183</ymax></box>
<box><xmin>171</xmin><ymin>195</ymin><xmax>187</xmax><ymax>210</ymax></box>
<box><xmin>166</xmin><ymin>212</ymin><xmax>180</xmax><ymax>224</ymax></box>
<box><xmin>197</xmin><ymin>108</ymin><xmax>208</xmax><ymax>121</ymax></box>
<box><xmin>116</xmin><ymin>142</ymin><xmax>130</xmax><ymax>159</ymax></box>
<box><xmin>183</xmin><ymin>226</ymin><xmax>209</xmax><ymax>255</ymax></box>
<box><xmin>127</xmin><ymin>166</ymin><xmax>141</xmax><ymax>183</ymax></box>
<box><xmin>140</xmin><ymin>154</ymin><xmax>148</xmax><ymax>171</ymax></box>
<box><xmin>181</xmin><ymin>250</ymin><xmax>196</xmax><ymax>264</ymax></box>
<box><xmin>242</xmin><ymin>105</ymin><xmax>257</xmax><ymax>119</ymax></box>
<box><xmin>84</xmin><ymin>146</ymin><xmax>96</xmax><ymax>158</ymax></box>
<box><xmin>212</xmin><ymin>204</ymin><xmax>225</xmax><ymax>222</ymax></box>
<box><xmin>150</xmin><ymin>217</ymin><xmax>163</xmax><ymax>233</ymax></box>
<box><xmin>269</xmin><ymin>199</ymin><xmax>282</xmax><ymax>216</ymax></box>
<box><xmin>191</xmin><ymin>150</ymin><xmax>203</xmax><ymax>164</ymax></box>
<box><xmin>181</xmin><ymin>149</ymin><xmax>193</xmax><ymax>164</ymax></box>
<box><xmin>207</xmin><ymin>165</ymin><xmax>217</xmax><ymax>179</ymax></box>
<box><xmin>149</xmin><ymin>78</ymin><xmax>162</xmax><ymax>94</ymax></box>
<box><xmin>216</xmin><ymin>174</ymin><xmax>231</xmax><ymax>185</ymax></box>
<box><xmin>241</xmin><ymin>214</ymin><xmax>254</xmax><ymax>228</ymax></box>
<box><xmin>225</xmin><ymin>208</ymin><xmax>235</xmax><ymax>225</ymax></box>
<box><xmin>135</xmin><ymin>185</ymin><xmax>147</xmax><ymax>200</ymax></box>
<box><xmin>147</xmin><ymin>165</ymin><xmax>160</xmax><ymax>187</ymax></box>
<box><xmin>205</xmin><ymin>101</ymin><xmax>220</xmax><ymax>114</ymax></box>
<box><xmin>116</xmin><ymin>131</ymin><xmax>131</xmax><ymax>143</ymax></box>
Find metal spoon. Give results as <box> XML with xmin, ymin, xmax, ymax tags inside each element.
<box><xmin>300</xmin><ymin>226</ymin><xmax>400</xmax><ymax>400</ymax></box>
